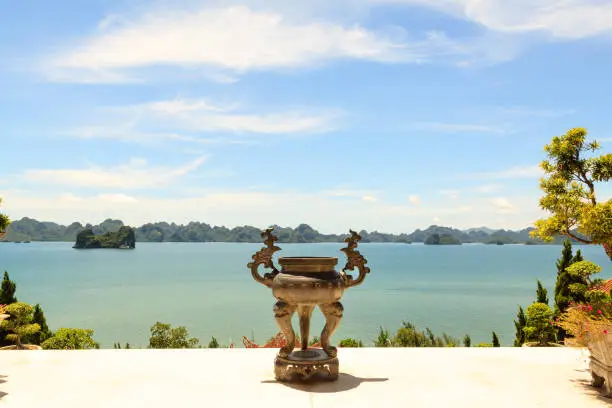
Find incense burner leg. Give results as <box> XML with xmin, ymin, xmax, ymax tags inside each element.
<box><xmin>274</xmin><ymin>301</ymin><xmax>297</xmax><ymax>358</ymax></box>
<box><xmin>298</xmin><ymin>304</ymin><xmax>315</xmax><ymax>351</ymax></box>
<box><xmin>319</xmin><ymin>301</ymin><xmax>343</xmax><ymax>358</ymax></box>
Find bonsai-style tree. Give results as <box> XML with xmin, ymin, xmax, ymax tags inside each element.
<box><xmin>0</xmin><ymin>302</ymin><xmax>40</xmax><ymax>349</ymax></box>
<box><xmin>531</xmin><ymin>127</ymin><xmax>612</xmax><ymax>260</ymax></box>
<box><xmin>523</xmin><ymin>302</ymin><xmax>556</xmax><ymax>346</ymax></box>
<box><xmin>41</xmin><ymin>328</ymin><xmax>97</xmax><ymax>349</ymax></box>
<box><xmin>148</xmin><ymin>322</ymin><xmax>199</xmax><ymax>349</ymax></box>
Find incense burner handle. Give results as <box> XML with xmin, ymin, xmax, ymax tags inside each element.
<box><xmin>340</xmin><ymin>230</ymin><xmax>370</xmax><ymax>289</ymax></box>
<box><xmin>248</xmin><ymin>228</ymin><xmax>281</xmax><ymax>288</ymax></box>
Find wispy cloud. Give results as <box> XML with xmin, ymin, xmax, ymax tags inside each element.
<box><xmin>458</xmin><ymin>165</ymin><xmax>543</xmax><ymax>180</ymax></box>
<box><xmin>490</xmin><ymin>197</ymin><xmax>516</xmax><ymax>214</ymax></box>
<box><xmin>61</xmin><ymin>98</ymin><xmax>342</xmax><ymax>144</ymax></box>
<box><xmin>413</xmin><ymin>122</ymin><xmax>504</xmax><ymax>134</ymax></box>
<box><xmin>45</xmin><ymin>5</ymin><xmax>412</xmax><ymax>83</ymax></box>
<box><xmin>22</xmin><ymin>157</ymin><xmax>207</xmax><ymax>190</ymax></box>
<box><xmin>439</xmin><ymin>190</ymin><xmax>460</xmax><ymax>199</ymax></box>
<box><xmin>501</xmin><ymin>106</ymin><xmax>576</xmax><ymax>118</ymax></box>
<box><xmin>408</xmin><ymin>195</ymin><xmax>420</xmax><ymax>205</ymax></box>
<box><xmin>41</xmin><ymin>2</ymin><xmax>543</xmax><ymax>84</ymax></box>
<box><xmin>375</xmin><ymin>0</ymin><xmax>612</xmax><ymax>39</ymax></box>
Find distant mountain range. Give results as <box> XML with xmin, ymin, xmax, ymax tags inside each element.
<box><xmin>1</xmin><ymin>217</ymin><xmax>578</xmax><ymax>245</ymax></box>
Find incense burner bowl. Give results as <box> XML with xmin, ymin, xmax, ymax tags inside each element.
<box><xmin>248</xmin><ymin>229</ymin><xmax>370</xmax><ymax>381</ymax></box>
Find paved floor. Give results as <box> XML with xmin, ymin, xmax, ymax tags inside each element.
<box><xmin>0</xmin><ymin>348</ymin><xmax>609</xmax><ymax>407</ymax></box>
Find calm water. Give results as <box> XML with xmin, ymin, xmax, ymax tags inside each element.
<box><xmin>0</xmin><ymin>242</ymin><xmax>610</xmax><ymax>347</ymax></box>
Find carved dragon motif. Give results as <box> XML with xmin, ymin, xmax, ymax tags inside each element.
<box><xmin>247</xmin><ymin>227</ymin><xmax>281</xmax><ymax>287</ymax></box>
<box><xmin>340</xmin><ymin>230</ymin><xmax>370</xmax><ymax>288</ymax></box>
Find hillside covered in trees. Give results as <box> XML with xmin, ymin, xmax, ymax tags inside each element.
<box><xmin>1</xmin><ymin>217</ymin><xmax>572</xmax><ymax>245</ymax></box>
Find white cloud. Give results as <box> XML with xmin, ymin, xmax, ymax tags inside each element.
<box><xmin>501</xmin><ymin>106</ymin><xmax>576</xmax><ymax>118</ymax></box>
<box><xmin>440</xmin><ymin>190</ymin><xmax>460</xmax><ymax>200</ymax></box>
<box><xmin>362</xmin><ymin>195</ymin><xmax>378</xmax><ymax>202</ymax></box>
<box><xmin>408</xmin><ymin>194</ymin><xmax>420</xmax><ymax>205</ymax></box>
<box><xmin>374</xmin><ymin>0</ymin><xmax>612</xmax><ymax>39</ymax></box>
<box><xmin>22</xmin><ymin>157</ymin><xmax>207</xmax><ymax>190</ymax></box>
<box><xmin>459</xmin><ymin>165</ymin><xmax>543</xmax><ymax>180</ymax></box>
<box><xmin>414</xmin><ymin>122</ymin><xmax>503</xmax><ymax>133</ymax></box>
<box><xmin>0</xmin><ymin>189</ymin><xmax>547</xmax><ymax>233</ymax></box>
<box><xmin>46</xmin><ymin>5</ymin><xmax>411</xmax><ymax>82</ymax></box>
<box><xmin>473</xmin><ymin>184</ymin><xmax>502</xmax><ymax>193</ymax></box>
<box><xmin>490</xmin><ymin>197</ymin><xmax>516</xmax><ymax>214</ymax></box>
<box><xmin>65</xmin><ymin>98</ymin><xmax>341</xmax><ymax>139</ymax></box>
<box><xmin>98</xmin><ymin>193</ymin><xmax>138</xmax><ymax>203</ymax></box>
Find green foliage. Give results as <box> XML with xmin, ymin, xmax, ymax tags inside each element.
<box><xmin>536</xmin><ymin>280</ymin><xmax>549</xmax><ymax>305</ymax></box>
<box><xmin>392</xmin><ymin>322</ymin><xmax>459</xmax><ymax>347</ymax></box>
<box><xmin>0</xmin><ymin>198</ymin><xmax>10</xmax><ymax>233</ymax></box>
<box><xmin>310</xmin><ymin>336</ymin><xmax>320</xmax><ymax>346</ymax></box>
<box><xmin>513</xmin><ymin>306</ymin><xmax>527</xmax><ymax>347</ymax></box>
<box><xmin>338</xmin><ymin>338</ymin><xmax>363</xmax><ymax>347</ymax></box>
<box><xmin>492</xmin><ymin>332</ymin><xmax>500</xmax><ymax>347</ymax></box>
<box><xmin>24</xmin><ymin>304</ymin><xmax>52</xmax><ymax>345</ymax></box>
<box><xmin>0</xmin><ymin>271</ymin><xmax>17</xmax><ymax>304</ymax></box>
<box><xmin>424</xmin><ymin>233</ymin><xmax>461</xmax><ymax>245</ymax></box>
<box><xmin>148</xmin><ymin>322</ymin><xmax>199</xmax><ymax>349</ymax></box>
<box><xmin>532</xmin><ymin>128</ymin><xmax>612</xmax><ymax>259</ymax></box>
<box><xmin>476</xmin><ymin>343</ymin><xmax>493</xmax><ymax>347</ymax></box>
<box><xmin>73</xmin><ymin>226</ymin><xmax>136</xmax><ymax>249</ymax></box>
<box><xmin>374</xmin><ymin>326</ymin><xmax>392</xmax><ymax>347</ymax></box>
<box><xmin>208</xmin><ymin>337</ymin><xmax>219</xmax><ymax>348</ymax></box>
<box><xmin>523</xmin><ymin>303</ymin><xmax>556</xmax><ymax>346</ymax></box>
<box><xmin>0</xmin><ymin>302</ymin><xmax>40</xmax><ymax>348</ymax></box>
<box><xmin>41</xmin><ymin>328</ymin><xmax>97</xmax><ymax>350</ymax></box>
<box><xmin>463</xmin><ymin>334</ymin><xmax>471</xmax><ymax>347</ymax></box>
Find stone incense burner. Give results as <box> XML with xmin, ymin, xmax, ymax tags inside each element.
<box><xmin>248</xmin><ymin>228</ymin><xmax>370</xmax><ymax>382</ymax></box>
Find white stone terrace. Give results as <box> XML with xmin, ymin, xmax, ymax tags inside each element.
<box><xmin>0</xmin><ymin>347</ymin><xmax>610</xmax><ymax>407</ymax></box>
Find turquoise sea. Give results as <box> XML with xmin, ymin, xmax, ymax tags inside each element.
<box><xmin>0</xmin><ymin>242</ymin><xmax>610</xmax><ymax>348</ymax></box>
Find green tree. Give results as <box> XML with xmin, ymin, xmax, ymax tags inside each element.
<box><xmin>0</xmin><ymin>198</ymin><xmax>10</xmax><ymax>234</ymax></box>
<box><xmin>0</xmin><ymin>271</ymin><xmax>17</xmax><ymax>304</ymax></box>
<box><xmin>536</xmin><ymin>280</ymin><xmax>549</xmax><ymax>305</ymax></box>
<box><xmin>523</xmin><ymin>303</ymin><xmax>556</xmax><ymax>346</ymax></box>
<box><xmin>0</xmin><ymin>302</ymin><xmax>40</xmax><ymax>349</ymax></box>
<box><xmin>492</xmin><ymin>332</ymin><xmax>500</xmax><ymax>347</ymax></box>
<box><xmin>338</xmin><ymin>338</ymin><xmax>363</xmax><ymax>347</ymax></box>
<box><xmin>554</xmin><ymin>240</ymin><xmax>576</xmax><ymax>316</ymax></box>
<box><xmin>513</xmin><ymin>306</ymin><xmax>527</xmax><ymax>347</ymax></box>
<box><xmin>531</xmin><ymin>127</ymin><xmax>612</xmax><ymax>261</ymax></box>
<box><xmin>25</xmin><ymin>304</ymin><xmax>52</xmax><ymax>345</ymax></box>
<box><xmin>463</xmin><ymin>334</ymin><xmax>471</xmax><ymax>347</ymax></box>
<box><xmin>41</xmin><ymin>328</ymin><xmax>97</xmax><ymax>349</ymax></box>
<box><xmin>374</xmin><ymin>326</ymin><xmax>392</xmax><ymax>347</ymax></box>
<box><xmin>148</xmin><ymin>322</ymin><xmax>199</xmax><ymax>349</ymax></box>
<box><xmin>208</xmin><ymin>336</ymin><xmax>219</xmax><ymax>348</ymax></box>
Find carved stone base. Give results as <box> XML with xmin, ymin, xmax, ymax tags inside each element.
<box><xmin>274</xmin><ymin>349</ymin><xmax>339</xmax><ymax>382</ymax></box>
<box><xmin>590</xmin><ymin>357</ymin><xmax>612</xmax><ymax>397</ymax></box>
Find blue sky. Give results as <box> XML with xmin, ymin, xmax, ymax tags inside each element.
<box><xmin>1</xmin><ymin>0</ymin><xmax>611</xmax><ymax>233</ymax></box>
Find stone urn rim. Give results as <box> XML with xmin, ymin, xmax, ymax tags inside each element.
<box><xmin>278</xmin><ymin>257</ymin><xmax>338</xmax><ymax>273</ymax></box>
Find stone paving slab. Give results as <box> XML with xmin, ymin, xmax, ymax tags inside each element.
<box><xmin>0</xmin><ymin>348</ymin><xmax>609</xmax><ymax>407</ymax></box>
